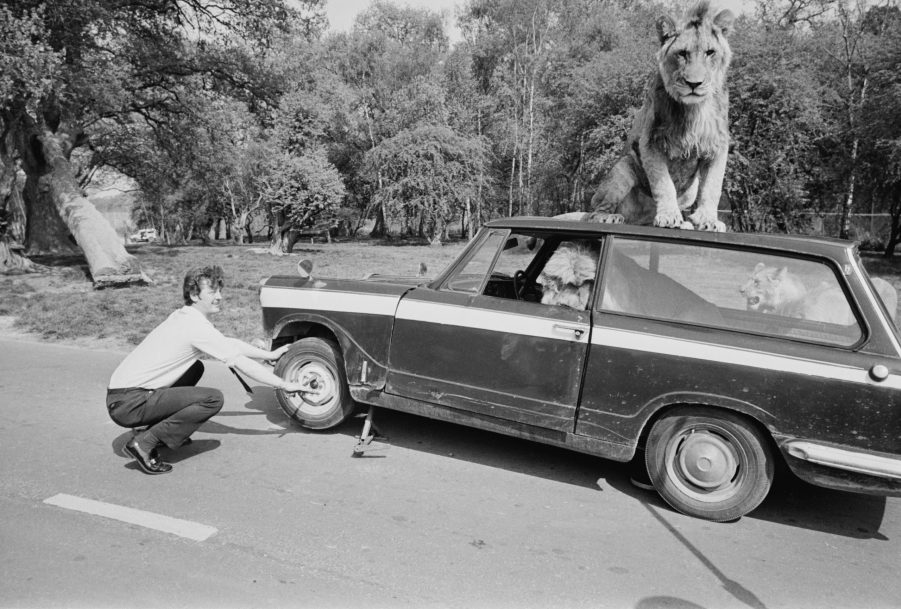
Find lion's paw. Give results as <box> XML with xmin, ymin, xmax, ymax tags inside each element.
<box><xmin>692</xmin><ymin>219</ymin><xmax>727</xmax><ymax>232</ymax></box>
<box><xmin>587</xmin><ymin>212</ymin><xmax>624</xmax><ymax>224</ymax></box>
<box><xmin>653</xmin><ymin>210</ymin><xmax>685</xmax><ymax>228</ymax></box>
<box><xmin>689</xmin><ymin>211</ymin><xmax>727</xmax><ymax>232</ymax></box>
<box><xmin>678</xmin><ymin>221</ymin><xmax>695</xmax><ymax>230</ymax></box>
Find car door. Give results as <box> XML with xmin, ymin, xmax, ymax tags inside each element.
<box><xmin>573</xmin><ymin>236</ymin><xmax>896</xmax><ymax>453</ymax></box>
<box><xmin>385</xmin><ymin>229</ymin><xmax>595</xmax><ymax>432</ymax></box>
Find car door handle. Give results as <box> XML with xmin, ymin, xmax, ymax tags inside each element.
<box><xmin>553</xmin><ymin>324</ymin><xmax>585</xmax><ymax>339</ymax></box>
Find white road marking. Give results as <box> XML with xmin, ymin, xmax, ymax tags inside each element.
<box><xmin>43</xmin><ymin>493</ymin><xmax>217</xmax><ymax>541</ymax></box>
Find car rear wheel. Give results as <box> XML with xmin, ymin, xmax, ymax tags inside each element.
<box><xmin>645</xmin><ymin>408</ymin><xmax>774</xmax><ymax>521</ymax></box>
<box><xmin>274</xmin><ymin>337</ymin><xmax>355</xmax><ymax>430</ymax></box>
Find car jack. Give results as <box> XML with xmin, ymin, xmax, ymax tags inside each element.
<box><xmin>352</xmin><ymin>406</ymin><xmax>389</xmax><ymax>457</ymax></box>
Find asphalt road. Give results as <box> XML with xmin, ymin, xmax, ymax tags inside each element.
<box><xmin>1</xmin><ymin>337</ymin><xmax>899</xmax><ymax>609</ymax></box>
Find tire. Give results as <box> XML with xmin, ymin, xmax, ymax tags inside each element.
<box><xmin>645</xmin><ymin>408</ymin><xmax>774</xmax><ymax>522</ymax></box>
<box><xmin>273</xmin><ymin>337</ymin><xmax>355</xmax><ymax>430</ymax></box>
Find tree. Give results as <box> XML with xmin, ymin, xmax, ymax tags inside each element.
<box><xmin>363</xmin><ymin>125</ymin><xmax>488</xmax><ymax>244</ymax></box>
<box><xmin>725</xmin><ymin>19</ymin><xmax>829</xmax><ymax>233</ymax></box>
<box><xmin>324</xmin><ymin>2</ymin><xmax>449</xmax><ymax>237</ymax></box>
<box><xmin>262</xmin><ymin>149</ymin><xmax>346</xmax><ymax>255</ymax></box>
<box><xmin>0</xmin><ymin>0</ymin><xmax>317</xmax><ymax>284</ymax></box>
<box><xmin>0</xmin><ymin>6</ymin><xmax>59</xmax><ymax>273</ymax></box>
<box><xmin>855</xmin><ymin>4</ymin><xmax>901</xmax><ymax>254</ymax></box>
<box><xmin>460</xmin><ymin>0</ymin><xmax>557</xmax><ymax>217</ymax></box>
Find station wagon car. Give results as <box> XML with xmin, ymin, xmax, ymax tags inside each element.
<box><xmin>260</xmin><ymin>218</ymin><xmax>901</xmax><ymax>521</ymax></box>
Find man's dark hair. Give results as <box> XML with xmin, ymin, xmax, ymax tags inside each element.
<box><xmin>183</xmin><ymin>266</ymin><xmax>225</xmax><ymax>306</ymax></box>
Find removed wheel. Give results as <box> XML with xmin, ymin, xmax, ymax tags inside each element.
<box><xmin>646</xmin><ymin>407</ymin><xmax>774</xmax><ymax>521</ymax></box>
<box><xmin>274</xmin><ymin>337</ymin><xmax>355</xmax><ymax>429</ymax></box>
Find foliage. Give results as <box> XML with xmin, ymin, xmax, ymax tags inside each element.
<box><xmin>725</xmin><ymin>20</ymin><xmax>829</xmax><ymax>233</ymax></box>
<box><xmin>5</xmin><ymin>0</ymin><xmax>901</xmax><ymax>262</ymax></box>
<box><xmin>363</xmin><ymin>125</ymin><xmax>488</xmax><ymax>241</ymax></box>
<box><xmin>261</xmin><ymin>149</ymin><xmax>346</xmax><ymax>229</ymax></box>
<box><xmin>0</xmin><ymin>5</ymin><xmax>60</xmax><ymax>114</ymax></box>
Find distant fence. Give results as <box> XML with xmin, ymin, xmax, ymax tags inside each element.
<box><xmin>717</xmin><ymin>210</ymin><xmax>894</xmax><ymax>243</ymax></box>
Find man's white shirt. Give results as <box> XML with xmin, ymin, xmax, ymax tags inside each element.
<box><xmin>108</xmin><ymin>306</ymin><xmax>241</xmax><ymax>389</ymax></box>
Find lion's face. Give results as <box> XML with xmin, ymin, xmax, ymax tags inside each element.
<box><xmin>538</xmin><ymin>242</ymin><xmax>597</xmax><ymax>310</ymax></box>
<box><xmin>657</xmin><ymin>4</ymin><xmax>734</xmax><ymax>105</ymax></box>
<box><xmin>740</xmin><ymin>263</ymin><xmax>791</xmax><ymax>313</ymax></box>
<box><xmin>539</xmin><ymin>281</ymin><xmax>594</xmax><ymax>310</ymax></box>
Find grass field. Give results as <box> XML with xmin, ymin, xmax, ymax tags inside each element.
<box><xmin>1</xmin><ymin>239</ymin><xmax>900</xmax><ymax>351</ymax></box>
<box><xmin>0</xmin><ymin>240</ymin><xmax>466</xmax><ymax>349</ymax></box>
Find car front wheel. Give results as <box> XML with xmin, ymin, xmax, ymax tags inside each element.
<box><xmin>274</xmin><ymin>337</ymin><xmax>355</xmax><ymax>430</ymax></box>
<box><xmin>645</xmin><ymin>408</ymin><xmax>774</xmax><ymax>521</ymax></box>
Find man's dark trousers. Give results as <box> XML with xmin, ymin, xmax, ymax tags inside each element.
<box><xmin>106</xmin><ymin>361</ymin><xmax>224</xmax><ymax>449</ymax></box>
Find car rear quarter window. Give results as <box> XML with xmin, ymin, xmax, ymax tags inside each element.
<box><xmin>599</xmin><ymin>238</ymin><xmax>863</xmax><ymax>347</ymax></box>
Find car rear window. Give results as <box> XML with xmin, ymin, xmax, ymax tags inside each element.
<box><xmin>599</xmin><ymin>238</ymin><xmax>863</xmax><ymax>347</ymax></box>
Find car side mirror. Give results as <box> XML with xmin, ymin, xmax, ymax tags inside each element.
<box><xmin>298</xmin><ymin>259</ymin><xmax>313</xmax><ymax>282</ymax></box>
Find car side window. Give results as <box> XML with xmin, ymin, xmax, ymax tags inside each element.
<box><xmin>599</xmin><ymin>238</ymin><xmax>863</xmax><ymax>347</ymax></box>
<box><xmin>481</xmin><ymin>232</ymin><xmax>546</xmax><ymax>302</ymax></box>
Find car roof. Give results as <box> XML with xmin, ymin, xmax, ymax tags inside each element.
<box><xmin>484</xmin><ymin>217</ymin><xmax>856</xmax><ymax>258</ymax></box>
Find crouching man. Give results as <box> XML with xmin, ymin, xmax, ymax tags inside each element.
<box><xmin>106</xmin><ymin>265</ymin><xmax>307</xmax><ymax>475</ymax></box>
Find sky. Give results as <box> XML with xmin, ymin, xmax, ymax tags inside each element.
<box><xmin>323</xmin><ymin>0</ymin><xmax>752</xmax><ymax>35</ymax></box>
<box><xmin>325</xmin><ymin>0</ymin><xmax>462</xmax><ymax>33</ymax></box>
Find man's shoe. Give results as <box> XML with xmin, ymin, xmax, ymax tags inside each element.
<box><xmin>125</xmin><ymin>440</ymin><xmax>173</xmax><ymax>475</ymax></box>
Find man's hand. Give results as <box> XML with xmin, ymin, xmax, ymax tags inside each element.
<box><xmin>281</xmin><ymin>380</ymin><xmax>311</xmax><ymax>394</ymax></box>
<box><xmin>270</xmin><ymin>344</ymin><xmax>291</xmax><ymax>361</ymax></box>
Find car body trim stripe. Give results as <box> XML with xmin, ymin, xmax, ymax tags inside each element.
<box><xmin>262</xmin><ymin>286</ymin><xmax>899</xmax><ymax>388</ymax></box>
<box><xmin>396</xmin><ymin>299</ymin><xmax>590</xmax><ymax>342</ymax></box>
<box><xmin>591</xmin><ymin>326</ymin><xmax>901</xmax><ymax>389</ymax></box>
<box><xmin>260</xmin><ymin>287</ymin><xmax>400</xmax><ymax>316</ymax></box>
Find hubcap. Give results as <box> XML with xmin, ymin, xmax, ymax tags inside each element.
<box><xmin>286</xmin><ymin>359</ymin><xmax>337</xmax><ymax>416</ymax></box>
<box><xmin>665</xmin><ymin>426</ymin><xmax>744</xmax><ymax>502</ymax></box>
<box><xmin>676</xmin><ymin>430</ymin><xmax>737</xmax><ymax>489</ymax></box>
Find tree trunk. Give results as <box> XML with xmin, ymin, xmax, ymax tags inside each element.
<box><xmin>0</xmin><ymin>165</ymin><xmax>26</xmax><ymax>243</ymax></box>
<box><xmin>0</xmin><ymin>239</ymin><xmax>44</xmax><ymax>273</ymax></box>
<box><xmin>465</xmin><ymin>198</ymin><xmax>471</xmax><ymax>240</ymax></box>
<box><xmin>429</xmin><ymin>218</ymin><xmax>444</xmax><ymax>247</ymax></box>
<box><xmin>371</xmin><ymin>202</ymin><xmax>387</xmax><ymax>238</ymax></box>
<box><xmin>508</xmin><ymin>154</ymin><xmax>516</xmax><ymax>217</ymax></box>
<box><xmin>885</xmin><ymin>191</ymin><xmax>901</xmax><ymax>258</ymax></box>
<box><xmin>23</xmin><ymin>171</ymin><xmax>79</xmax><ymax>254</ymax></box>
<box><xmin>268</xmin><ymin>208</ymin><xmax>305</xmax><ymax>255</ymax></box>
<box><xmin>20</xmin><ymin>129</ymin><xmax>147</xmax><ymax>286</ymax></box>
<box><xmin>268</xmin><ymin>223</ymin><xmax>299</xmax><ymax>255</ymax></box>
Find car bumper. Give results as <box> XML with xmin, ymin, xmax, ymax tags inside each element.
<box><xmin>780</xmin><ymin>440</ymin><xmax>901</xmax><ymax>497</ymax></box>
<box><xmin>785</xmin><ymin>441</ymin><xmax>901</xmax><ymax>480</ymax></box>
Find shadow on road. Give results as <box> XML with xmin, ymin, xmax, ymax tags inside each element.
<box><xmin>202</xmin><ymin>386</ymin><xmax>310</xmax><ymax>438</ymax></box>
<box><xmin>319</xmin><ymin>407</ymin><xmax>890</xmax><ymax>540</ymax></box>
<box><xmin>751</xmin><ymin>472</ymin><xmax>888</xmax><ymax>540</ymax></box>
<box><xmin>110</xmin><ymin>431</ymin><xmax>222</xmax><ymax>469</ymax></box>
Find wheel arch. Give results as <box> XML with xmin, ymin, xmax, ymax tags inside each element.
<box><xmin>270</xmin><ymin>313</ymin><xmax>387</xmax><ymax>389</ymax></box>
<box><xmin>634</xmin><ymin>394</ymin><xmax>782</xmax><ymax>462</ymax></box>
<box><xmin>272</xmin><ymin>317</ymin><xmax>340</xmax><ymax>349</ymax></box>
